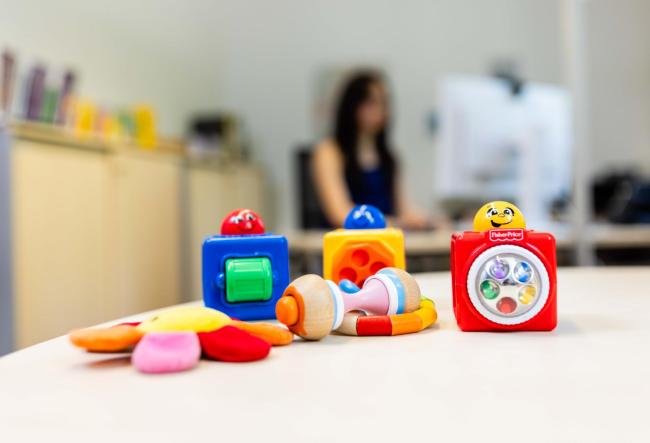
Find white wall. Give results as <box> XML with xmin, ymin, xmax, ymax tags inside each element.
<box><xmin>584</xmin><ymin>0</ymin><xmax>650</xmax><ymax>175</ymax></box>
<box><xmin>210</xmin><ymin>0</ymin><xmax>565</xmax><ymax>228</ymax></box>
<box><xmin>2</xmin><ymin>0</ymin><xmax>570</xmax><ymax>228</ymax></box>
<box><xmin>0</xmin><ymin>0</ymin><xmax>224</xmax><ymax>134</ymax></box>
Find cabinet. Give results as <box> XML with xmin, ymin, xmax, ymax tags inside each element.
<box><xmin>185</xmin><ymin>163</ymin><xmax>265</xmax><ymax>301</ymax></box>
<box><xmin>7</xmin><ymin>124</ymin><xmax>265</xmax><ymax>348</ymax></box>
<box><xmin>12</xmin><ymin>141</ymin><xmax>111</xmax><ymax>347</ymax></box>
<box><xmin>107</xmin><ymin>153</ymin><xmax>183</xmax><ymax>319</ymax></box>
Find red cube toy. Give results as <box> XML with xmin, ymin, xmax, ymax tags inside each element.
<box><xmin>451</xmin><ymin>201</ymin><xmax>557</xmax><ymax>331</ymax></box>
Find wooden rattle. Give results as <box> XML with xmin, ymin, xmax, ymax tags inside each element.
<box><xmin>275</xmin><ymin>267</ymin><xmax>435</xmax><ymax>340</ymax></box>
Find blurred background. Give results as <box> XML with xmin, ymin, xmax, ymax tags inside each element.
<box><xmin>1</xmin><ymin>0</ymin><xmax>649</xmax><ymax>354</ymax></box>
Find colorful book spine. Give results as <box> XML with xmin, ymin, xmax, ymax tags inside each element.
<box><xmin>25</xmin><ymin>65</ymin><xmax>46</xmax><ymax>121</ymax></box>
<box><xmin>55</xmin><ymin>70</ymin><xmax>75</xmax><ymax>125</ymax></box>
<box><xmin>1</xmin><ymin>51</ymin><xmax>15</xmax><ymax>126</ymax></box>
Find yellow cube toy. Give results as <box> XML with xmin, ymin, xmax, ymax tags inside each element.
<box><xmin>323</xmin><ymin>205</ymin><xmax>405</xmax><ymax>286</ymax></box>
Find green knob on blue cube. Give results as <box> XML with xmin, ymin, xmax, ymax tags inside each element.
<box><xmin>225</xmin><ymin>257</ymin><xmax>273</xmax><ymax>303</ymax></box>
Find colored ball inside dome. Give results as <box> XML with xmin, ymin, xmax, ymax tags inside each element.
<box><xmin>518</xmin><ymin>285</ymin><xmax>537</xmax><ymax>305</ymax></box>
<box><xmin>489</xmin><ymin>259</ymin><xmax>510</xmax><ymax>279</ymax></box>
<box><xmin>480</xmin><ymin>279</ymin><xmax>500</xmax><ymax>300</ymax></box>
<box><xmin>497</xmin><ymin>297</ymin><xmax>517</xmax><ymax>314</ymax></box>
<box><xmin>514</xmin><ymin>261</ymin><xmax>533</xmax><ymax>283</ymax></box>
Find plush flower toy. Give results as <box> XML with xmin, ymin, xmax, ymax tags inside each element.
<box><xmin>69</xmin><ymin>306</ymin><xmax>293</xmax><ymax>374</ymax></box>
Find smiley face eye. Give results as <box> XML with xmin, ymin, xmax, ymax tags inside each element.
<box><xmin>504</xmin><ymin>207</ymin><xmax>515</xmax><ymax>216</ymax></box>
<box><xmin>245</xmin><ymin>213</ymin><xmax>255</xmax><ymax>221</ymax></box>
<box><xmin>230</xmin><ymin>216</ymin><xmax>242</xmax><ymax>224</ymax></box>
<box><xmin>487</xmin><ymin>208</ymin><xmax>499</xmax><ymax>217</ymax></box>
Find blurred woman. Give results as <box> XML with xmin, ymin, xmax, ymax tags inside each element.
<box><xmin>312</xmin><ymin>70</ymin><xmax>430</xmax><ymax>229</ymax></box>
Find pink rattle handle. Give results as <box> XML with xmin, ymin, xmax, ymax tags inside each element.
<box><xmin>342</xmin><ymin>278</ymin><xmax>390</xmax><ymax>315</ymax></box>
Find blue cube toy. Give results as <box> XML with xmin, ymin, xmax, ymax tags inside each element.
<box><xmin>202</xmin><ymin>209</ymin><xmax>289</xmax><ymax>320</ymax></box>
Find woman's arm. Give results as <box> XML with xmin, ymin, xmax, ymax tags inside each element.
<box><xmin>311</xmin><ymin>140</ymin><xmax>355</xmax><ymax>227</ymax></box>
<box><xmin>393</xmin><ymin>170</ymin><xmax>431</xmax><ymax>230</ymax></box>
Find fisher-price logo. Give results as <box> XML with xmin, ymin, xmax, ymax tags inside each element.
<box><xmin>489</xmin><ymin>229</ymin><xmax>524</xmax><ymax>242</ymax></box>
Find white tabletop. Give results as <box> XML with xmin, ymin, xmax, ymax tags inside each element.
<box><xmin>1</xmin><ymin>267</ymin><xmax>649</xmax><ymax>442</ymax></box>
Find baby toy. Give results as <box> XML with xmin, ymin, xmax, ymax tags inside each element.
<box><xmin>220</xmin><ymin>208</ymin><xmax>266</xmax><ymax>235</ymax></box>
<box><xmin>203</xmin><ymin>209</ymin><xmax>289</xmax><ymax>320</ymax></box>
<box><xmin>323</xmin><ymin>205</ymin><xmax>405</xmax><ymax>286</ymax></box>
<box><xmin>343</xmin><ymin>204</ymin><xmax>386</xmax><ymax>229</ymax></box>
<box><xmin>69</xmin><ymin>306</ymin><xmax>293</xmax><ymax>374</ymax></box>
<box><xmin>275</xmin><ymin>267</ymin><xmax>437</xmax><ymax>340</ymax></box>
<box><xmin>472</xmin><ymin>201</ymin><xmax>526</xmax><ymax>231</ymax></box>
<box><xmin>451</xmin><ymin>201</ymin><xmax>557</xmax><ymax>331</ymax></box>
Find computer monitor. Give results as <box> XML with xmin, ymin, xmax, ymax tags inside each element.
<box><xmin>435</xmin><ymin>75</ymin><xmax>572</xmax><ymax>223</ymax></box>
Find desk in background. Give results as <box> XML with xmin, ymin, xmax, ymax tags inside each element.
<box><xmin>285</xmin><ymin>224</ymin><xmax>650</xmax><ymax>277</ymax></box>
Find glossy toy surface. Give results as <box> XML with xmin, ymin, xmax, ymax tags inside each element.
<box><xmin>203</xmin><ymin>210</ymin><xmax>289</xmax><ymax>320</ymax></box>
<box><xmin>275</xmin><ymin>267</ymin><xmax>427</xmax><ymax>340</ymax></box>
<box><xmin>451</xmin><ymin>201</ymin><xmax>557</xmax><ymax>331</ymax></box>
<box><xmin>472</xmin><ymin>201</ymin><xmax>526</xmax><ymax>232</ymax></box>
<box><xmin>344</xmin><ymin>204</ymin><xmax>387</xmax><ymax>229</ymax></box>
<box><xmin>324</xmin><ymin>206</ymin><xmax>405</xmax><ymax>286</ymax></box>
<box><xmin>220</xmin><ymin>208</ymin><xmax>266</xmax><ymax>235</ymax></box>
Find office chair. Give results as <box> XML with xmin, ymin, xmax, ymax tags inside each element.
<box><xmin>295</xmin><ymin>146</ymin><xmax>331</xmax><ymax>229</ymax></box>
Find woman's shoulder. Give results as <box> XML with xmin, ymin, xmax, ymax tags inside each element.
<box><xmin>313</xmin><ymin>138</ymin><xmax>343</xmax><ymax>164</ymax></box>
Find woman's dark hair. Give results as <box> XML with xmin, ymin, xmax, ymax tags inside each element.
<box><xmin>333</xmin><ymin>70</ymin><xmax>396</xmax><ymax>202</ymax></box>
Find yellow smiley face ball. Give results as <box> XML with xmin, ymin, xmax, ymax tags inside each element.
<box><xmin>473</xmin><ymin>201</ymin><xmax>526</xmax><ymax>232</ymax></box>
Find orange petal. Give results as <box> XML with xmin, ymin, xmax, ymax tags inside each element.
<box><xmin>69</xmin><ymin>325</ymin><xmax>144</xmax><ymax>352</ymax></box>
<box><xmin>232</xmin><ymin>321</ymin><xmax>293</xmax><ymax>346</ymax></box>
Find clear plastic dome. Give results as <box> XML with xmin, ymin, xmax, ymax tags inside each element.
<box><xmin>467</xmin><ymin>245</ymin><xmax>550</xmax><ymax>325</ymax></box>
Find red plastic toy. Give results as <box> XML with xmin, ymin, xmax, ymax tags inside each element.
<box><xmin>220</xmin><ymin>208</ymin><xmax>265</xmax><ymax>235</ymax></box>
<box><xmin>451</xmin><ymin>201</ymin><xmax>557</xmax><ymax>331</ymax></box>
